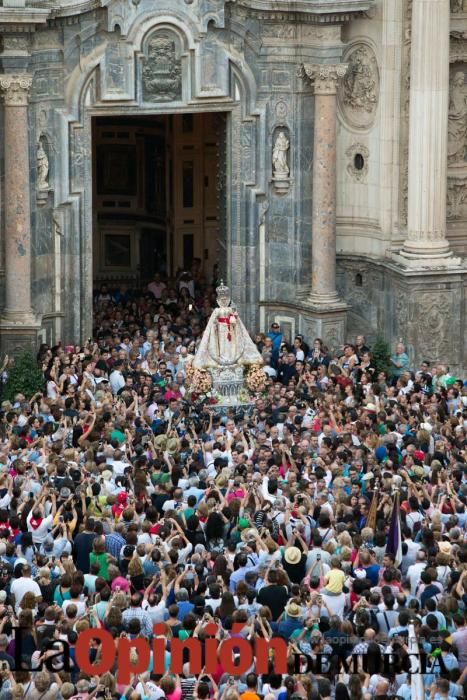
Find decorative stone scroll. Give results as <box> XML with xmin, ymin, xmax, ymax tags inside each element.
<box><xmin>302</xmin><ymin>63</ymin><xmax>348</xmax><ymax>95</ymax></box>
<box><xmin>338</xmin><ymin>44</ymin><xmax>379</xmax><ymax>129</ymax></box>
<box><xmin>0</xmin><ymin>74</ymin><xmax>32</xmax><ymax>106</ymax></box>
<box><xmin>142</xmin><ymin>31</ymin><xmax>182</xmax><ymax>102</ymax></box>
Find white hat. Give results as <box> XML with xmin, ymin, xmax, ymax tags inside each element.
<box><xmin>420</xmin><ymin>423</ymin><xmax>433</xmax><ymax>433</ymax></box>
<box><xmin>284</xmin><ymin>546</ymin><xmax>302</xmax><ymax>565</ymax></box>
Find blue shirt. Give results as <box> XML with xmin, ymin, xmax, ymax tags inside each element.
<box><xmin>360</xmin><ymin>564</ymin><xmax>380</xmax><ymax>586</ymax></box>
<box><xmin>175</xmin><ymin>601</ymin><xmax>194</xmax><ymax>621</ymax></box>
<box><xmin>229</xmin><ymin>565</ymin><xmax>254</xmax><ymax>593</ymax></box>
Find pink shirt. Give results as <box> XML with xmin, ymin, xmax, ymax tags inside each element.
<box><xmin>227</xmin><ymin>489</ymin><xmax>245</xmax><ymax>503</ymax></box>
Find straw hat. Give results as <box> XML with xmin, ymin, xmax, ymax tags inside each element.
<box><xmin>153</xmin><ymin>434</ymin><xmax>167</xmax><ymax>450</ymax></box>
<box><xmin>285</xmin><ymin>601</ymin><xmax>302</xmax><ymax>618</ymax></box>
<box><xmin>167</xmin><ymin>437</ymin><xmax>180</xmax><ymax>454</ymax></box>
<box><xmin>284</xmin><ymin>546</ymin><xmax>302</xmax><ymax>565</ymax></box>
<box><xmin>153</xmin><ymin>434</ymin><xmax>180</xmax><ymax>454</ymax></box>
<box><xmin>438</xmin><ymin>541</ymin><xmax>452</xmax><ymax>555</ymax></box>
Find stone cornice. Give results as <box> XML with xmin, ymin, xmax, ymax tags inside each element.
<box><xmin>231</xmin><ymin>0</ymin><xmax>374</xmax><ymax>16</ymax></box>
<box><xmin>0</xmin><ymin>8</ymin><xmax>49</xmax><ymax>32</ymax></box>
<box><xmin>27</xmin><ymin>0</ymin><xmax>101</xmax><ymax>19</ymax></box>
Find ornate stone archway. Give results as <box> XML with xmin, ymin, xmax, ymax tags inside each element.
<box><xmin>51</xmin><ymin>8</ymin><xmax>264</xmax><ymax>343</ymax></box>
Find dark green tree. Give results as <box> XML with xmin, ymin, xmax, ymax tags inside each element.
<box><xmin>372</xmin><ymin>336</ymin><xmax>391</xmax><ymax>375</ymax></box>
<box><xmin>3</xmin><ymin>350</ymin><xmax>44</xmax><ymax>402</ymax></box>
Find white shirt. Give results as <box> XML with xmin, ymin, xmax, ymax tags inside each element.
<box><xmin>107</xmin><ymin>459</ymin><xmax>129</xmax><ymax>477</ymax></box>
<box><xmin>407</xmin><ymin>561</ymin><xmax>427</xmax><ymax>595</ymax></box>
<box><xmin>321</xmin><ymin>591</ymin><xmax>345</xmax><ymax>617</ymax></box>
<box><xmin>405</xmin><ymin>511</ymin><xmax>424</xmax><ymax>533</ymax></box>
<box><xmin>11</xmin><ymin>577</ymin><xmax>42</xmax><ymax>612</ymax></box>
<box><xmin>162</xmin><ymin>498</ymin><xmax>185</xmax><ymax>513</ymax></box>
<box><xmin>109</xmin><ymin>369</ymin><xmax>125</xmax><ymax>395</ymax></box>
<box><xmin>26</xmin><ymin>511</ymin><xmax>53</xmax><ymax>545</ymax></box>
<box><xmin>264</xmin><ymin>366</ymin><xmax>277</xmax><ymax>378</ymax></box>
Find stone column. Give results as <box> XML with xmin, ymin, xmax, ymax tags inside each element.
<box><xmin>400</xmin><ymin>0</ymin><xmax>454</xmax><ymax>262</ymax></box>
<box><xmin>0</xmin><ymin>74</ymin><xmax>34</xmax><ymax>321</ymax></box>
<box><xmin>303</xmin><ymin>63</ymin><xmax>348</xmax><ymax>304</ymax></box>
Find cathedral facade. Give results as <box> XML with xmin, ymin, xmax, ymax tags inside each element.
<box><xmin>0</xmin><ymin>0</ymin><xmax>466</xmax><ymax>369</ymax></box>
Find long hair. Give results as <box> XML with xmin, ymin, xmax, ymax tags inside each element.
<box><xmin>205</xmin><ymin>512</ymin><xmax>224</xmax><ymax>541</ymax></box>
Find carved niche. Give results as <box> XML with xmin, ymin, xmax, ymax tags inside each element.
<box><xmin>338</xmin><ymin>43</ymin><xmax>379</xmax><ymax>129</ymax></box>
<box><xmin>142</xmin><ymin>31</ymin><xmax>182</xmax><ymax>103</ymax></box>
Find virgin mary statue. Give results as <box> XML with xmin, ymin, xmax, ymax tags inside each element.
<box><xmin>193</xmin><ymin>282</ymin><xmax>263</xmax><ymax>369</ymax></box>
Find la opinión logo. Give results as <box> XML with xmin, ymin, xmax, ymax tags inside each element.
<box><xmin>7</xmin><ymin>625</ymin><xmax>446</xmax><ymax>684</ymax></box>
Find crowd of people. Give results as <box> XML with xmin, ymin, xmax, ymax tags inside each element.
<box><xmin>0</xmin><ymin>266</ymin><xmax>466</xmax><ymax>700</ymax></box>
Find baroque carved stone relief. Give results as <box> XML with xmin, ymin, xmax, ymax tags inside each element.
<box><xmin>447</xmin><ymin>65</ymin><xmax>467</xmax><ymax>220</ymax></box>
<box><xmin>1</xmin><ymin>35</ymin><xmax>29</xmax><ymax>54</ymax></box>
<box><xmin>393</xmin><ymin>288</ymin><xmax>456</xmax><ymax>363</ymax></box>
<box><xmin>399</xmin><ymin>0</ymin><xmax>413</xmax><ymax>226</ymax></box>
<box><xmin>448</xmin><ymin>68</ymin><xmax>467</xmax><ymax>166</ymax></box>
<box><xmin>412</xmin><ymin>293</ymin><xmax>455</xmax><ymax>362</ymax></box>
<box><xmin>142</xmin><ymin>31</ymin><xmax>182</xmax><ymax>103</ymax></box>
<box><xmin>338</xmin><ymin>43</ymin><xmax>379</xmax><ymax>130</ymax></box>
<box><xmin>451</xmin><ymin>0</ymin><xmax>465</xmax><ymax>12</ymax></box>
<box><xmin>447</xmin><ymin>178</ymin><xmax>467</xmax><ymax>218</ymax></box>
<box><xmin>275</xmin><ymin>99</ymin><xmax>288</xmax><ymax>120</ymax></box>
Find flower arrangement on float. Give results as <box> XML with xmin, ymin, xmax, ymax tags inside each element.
<box><xmin>245</xmin><ymin>364</ymin><xmax>267</xmax><ymax>394</ymax></box>
<box><xmin>185</xmin><ymin>365</ymin><xmax>219</xmax><ymax>404</ymax></box>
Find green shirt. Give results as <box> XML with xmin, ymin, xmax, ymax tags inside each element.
<box><xmin>110</xmin><ymin>429</ymin><xmax>125</xmax><ymax>444</ymax></box>
<box><xmin>54</xmin><ymin>586</ymin><xmax>71</xmax><ymax>606</ymax></box>
<box><xmin>89</xmin><ymin>551</ymin><xmax>110</xmax><ymax>580</ymax></box>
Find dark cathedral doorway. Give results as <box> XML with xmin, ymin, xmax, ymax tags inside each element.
<box><xmin>91</xmin><ymin>112</ymin><xmax>227</xmax><ymax>291</ymax></box>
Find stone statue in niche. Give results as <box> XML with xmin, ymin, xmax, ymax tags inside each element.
<box><xmin>448</xmin><ymin>71</ymin><xmax>467</xmax><ymax>165</ymax></box>
<box><xmin>37</xmin><ymin>142</ymin><xmax>49</xmax><ymax>191</ymax></box>
<box><xmin>342</xmin><ymin>46</ymin><xmax>378</xmax><ymax>114</ymax></box>
<box><xmin>272</xmin><ymin>131</ymin><xmax>289</xmax><ymax>177</ymax></box>
<box><xmin>142</xmin><ymin>34</ymin><xmax>182</xmax><ymax>102</ymax></box>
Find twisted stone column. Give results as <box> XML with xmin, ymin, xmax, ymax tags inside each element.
<box><xmin>303</xmin><ymin>63</ymin><xmax>348</xmax><ymax>304</ymax></box>
<box><xmin>401</xmin><ymin>0</ymin><xmax>452</xmax><ymax>260</ymax></box>
<box><xmin>0</xmin><ymin>74</ymin><xmax>34</xmax><ymax>321</ymax></box>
